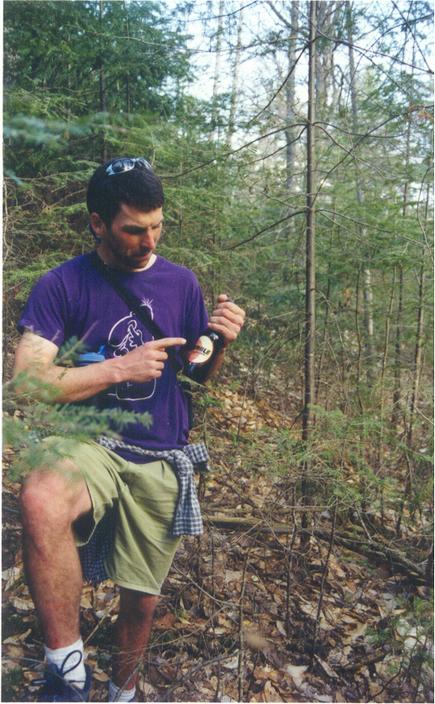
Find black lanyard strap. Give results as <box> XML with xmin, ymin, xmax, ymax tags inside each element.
<box><xmin>92</xmin><ymin>252</ymin><xmax>182</xmax><ymax>371</ymax></box>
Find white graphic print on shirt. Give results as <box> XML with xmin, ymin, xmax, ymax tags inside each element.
<box><xmin>107</xmin><ymin>300</ymin><xmax>156</xmax><ymax>401</ymax></box>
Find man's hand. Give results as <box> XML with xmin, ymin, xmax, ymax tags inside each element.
<box><xmin>113</xmin><ymin>338</ymin><xmax>186</xmax><ymax>383</ymax></box>
<box><xmin>208</xmin><ymin>294</ymin><xmax>245</xmax><ymax>347</ymax></box>
<box><xmin>13</xmin><ymin>332</ymin><xmax>186</xmax><ymax>404</ymax></box>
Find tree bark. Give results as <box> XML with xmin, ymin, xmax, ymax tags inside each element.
<box><xmin>227</xmin><ymin>7</ymin><xmax>242</xmax><ymax>147</ymax></box>
<box><xmin>99</xmin><ymin>0</ymin><xmax>107</xmax><ymax>162</ymax></box>
<box><xmin>212</xmin><ymin>0</ymin><xmax>225</xmax><ymax>140</ymax></box>
<box><xmin>124</xmin><ymin>1</ymin><xmax>131</xmax><ymax>115</ymax></box>
<box><xmin>391</xmin><ymin>265</ymin><xmax>404</xmax><ymax>427</ymax></box>
<box><xmin>346</xmin><ymin>3</ymin><xmax>375</xmax><ymax>388</ymax></box>
<box><xmin>407</xmin><ymin>260</ymin><xmax>425</xmax><ymax>447</ymax></box>
<box><xmin>301</xmin><ymin>0</ymin><xmax>317</xmax><ymax>541</ymax></box>
<box><xmin>285</xmin><ymin>1</ymin><xmax>299</xmax><ymax>191</ymax></box>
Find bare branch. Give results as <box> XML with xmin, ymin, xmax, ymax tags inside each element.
<box><xmin>247</xmin><ymin>43</ymin><xmax>309</xmax><ymax>126</ymax></box>
<box><xmin>318</xmin><ymin>209</ymin><xmax>428</xmax><ymax>249</ymax></box>
<box><xmin>227</xmin><ymin>210</ymin><xmax>307</xmax><ymax>250</ymax></box>
<box><xmin>391</xmin><ymin>0</ymin><xmax>433</xmax><ymax>73</ymax></box>
<box><xmin>163</xmin><ymin>123</ymin><xmax>308</xmax><ymax>178</ymax></box>
<box><xmin>316</xmin><ymin>29</ymin><xmax>433</xmax><ymax>75</ymax></box>
<box><xmin>315</xmin><ymin>110</ymin><xmax>422</xmax><ymax>198</ymax></box>
<box><xmin>316</xmin><ymin>120</ymin><xmax>406</xmax><ymax>140</ymax></box>
<box><xmin>266</xmin><ymin>0</ymin><xmax>292</xmax><ymax>29</ymax></box>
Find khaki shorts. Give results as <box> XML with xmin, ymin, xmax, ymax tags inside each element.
<box><xmin>41</xmin><ymin>437</ymin><xmax>181</xmax><ymax>594</ymax></box>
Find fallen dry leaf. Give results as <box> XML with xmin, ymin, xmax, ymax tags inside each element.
<box><xmin>254</xmin><ymin>664</ymin><xmax>279</xmax><ymax>682</ymax></box>
<box><xmin>244</xmin><ymin>627</ymin><xmax>269</xmax><ymax>649</ymax></box>
<box><xmin>314</xmin><ymin>655</ymin><xmax>339</xmax><ymax>680</ymax></box>
<box><xmin>285</xmin><ymin>664</ymin><xmax>308</xmax><ymax>688</ymax></box>
<box><xmin>3</xmin><ymin>643</ymin><xmax>25</xmax><ymax>660</ymax></box>
<box><xmin>262</xmin><ymin>679</ymin><xmax>284</xmax><ymax>702</ymax></box>
<box><xmin>153</xmin><ymin>612</ymin><xmax>177</xmax><ymax>630</ymax></box>
<box><xmin>342</xmin><ymin>621</ymin><xmax>368</xmax><ymax>644</ymax></box>
<box><xmin>223</xmin><ymin>654</ymin><xmax>239</xmax><ymax>670</ymax></box>
<box><xmin>275</xmin><ymin>620</ymin><xmax>287</xmax><ymax>637</ymax></box>
<box><xmin>137</xmin><ymin>678</ymin><xmax>157</xmax><ymax>698</ymax></box>
<box><xmin>10</xmin><ymin>596</ymin><xmax>34</xmax><ymax>612</ymax></box>
<box><xmin>3</xmin><ymin>628</ymin><xmax>32</xmax><ymax>645</ymax></box>
<box><xmin>2</xmin><ymin>565</ymin><xmax>23</xmax><ymax>591</ymax></box>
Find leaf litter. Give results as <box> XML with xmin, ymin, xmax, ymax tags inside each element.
<box><xmin>2</xmin><ymin>388</ymin><xmax>433</xmax><ymax>702</ymax></box>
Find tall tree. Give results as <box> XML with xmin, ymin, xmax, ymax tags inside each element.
<box><xmin>227</xmin><ymin>6</ymin><xmax>243</xmax><ymax>147</ymax></box>
<box><xmin>286</xmin><ymin>1</ymin><xmax>300</xmax><ymax>192</ymax></box>
<box><xmin>301</xmin><ymin>0</ymin><xmax>317</xmax><ymax>539</ymax></box>
<box><xmin>346</xmin><ymin>2</ymin><xmax>376</xmax><ymax>388</ymax></box>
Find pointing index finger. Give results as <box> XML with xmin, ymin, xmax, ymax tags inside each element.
<box><xmin>149</xmin><ymin>337</ymin><xmax>187</xmax><ymax>349</ymax></box>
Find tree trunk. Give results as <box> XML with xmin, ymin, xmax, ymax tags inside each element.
<box><xmin>227</xmin><ymin>7</ymin><xmax>243</xmax><ymax>147</ymax></box>
<box><xmin>346</xmin><ymin>3</ymin><xmax>375</xmax><ymax>388</ymax></box>
<box><xmin>391</xmin><ymin>265</ymin><xmax>404</xmax><ymax>427</ymax></box>
<box><xmin>301</xmin><ymin>0</ymin><xmax>317</xmax><ymax>543</ymax></box>
<box><xmin>99</xmin><ymin>0</ymin><xmax>107</xmax><ymax>162</ymax></box>
<box><xmin>212</xmin><ymin>0</ymin><xmax>225</xmax><ymax>140</ymax></box>
<box><xmin>405</xmin><ymin>181</ymin><xmax>429</xmax><ymax>455</ymax></box>
<box><xmin>124</xmin><ymin>1</ymin><xmax>131</xmax><ymax>115</ymax></box>
<box><xmin>285</xmin><ymin>1</ymin><xmax>299</xmax><ymax>191</ymax></box>
<box><xmin>391</xmin><ymin>41</ymin><xmax>416</xmax><ymax>428</ymax></box>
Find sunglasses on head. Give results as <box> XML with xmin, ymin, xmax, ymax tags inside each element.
<box><xmin>105</xmin><ymin>157</ymin><xmax>153</xmax><ymax>177</ymax></box>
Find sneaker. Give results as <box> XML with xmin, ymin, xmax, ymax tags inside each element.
<box><xmin>34</xmin><ymin>650</ymin><xmax>92</xmax><ymax>702</ymax></box>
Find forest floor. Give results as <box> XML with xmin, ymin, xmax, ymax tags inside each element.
<box><xmin>2</xmin><ymin>383</ymin><xmax>433</xmax><ymax>703</ymax></box>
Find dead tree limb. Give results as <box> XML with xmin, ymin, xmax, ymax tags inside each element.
<box><xmin>204</xmin><ymin>515</ymin><xmax>427</xmax><ymax>582</ymax></box>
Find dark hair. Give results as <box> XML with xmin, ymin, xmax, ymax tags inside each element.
<box><xmin>86</xmin><ymin>158</ymin><xmax>165</xmax><ymax>226</ymax></box>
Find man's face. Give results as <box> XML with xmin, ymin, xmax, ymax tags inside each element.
<box><xmin>91</xmin><ymin>203</ymin><xmax>164</xmax><ymax>271</ymax></box>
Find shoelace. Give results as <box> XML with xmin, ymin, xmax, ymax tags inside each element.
<box><xmin>33</xmin><ymin>649</ymin><xmax>87</xmax><ymax>699</ymax></box>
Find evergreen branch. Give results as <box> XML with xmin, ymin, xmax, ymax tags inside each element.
<box><xmin>163</xmin><ymin>123</ymin><xmax>308</xmax><ymax>178</ymax></box>
<box><xmin>317</xmin><ymin>209</ymin><xmax>427</xmax><ymax>249</ymax></box>
<box><xmin>315</xmin><ymin>120</ymin><xmax>407</xmax><ymax>140</ymax></box>
<box><xmin>315</xmin><ymin>123</ymin><xmax>386</xmax><ymax>179</ymax></box>
<box><xmin>227</xmin><ymin>210</ymin><xmax>307</xmax><ymax>250</ymax></box>
<box><xmin>316</xmin><ymin>109</ymin><xmax>422</xmax><ymax>199</ymax></box>
<box><xmin>415</xmin><ymin>166</ymin><xmax>434</xmax><ymax>255</ymax></box>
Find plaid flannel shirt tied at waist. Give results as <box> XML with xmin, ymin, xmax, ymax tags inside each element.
<box><xmin>98</xmin><ymin>437</ymin><xmax>207</xmax><ymax>536</ymax></box>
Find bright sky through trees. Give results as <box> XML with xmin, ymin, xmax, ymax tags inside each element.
<box><xmin>172</xmin><ymin>0</ymin><xmax>434</xmax><ymax>110</ymax></box>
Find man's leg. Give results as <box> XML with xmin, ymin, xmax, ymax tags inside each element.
<box><xmin>111</xmin><ymin>588</ymin><xmax>159</xmax><ymax>692</ymax></box>
<box><xmin>19</xmin><ymin>456</ymin><xmax>93</xmax><ymax>648</ymax></box>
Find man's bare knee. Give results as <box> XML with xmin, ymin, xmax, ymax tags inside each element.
<box><xmin>20</xmin><ymin>461</ymin><xmax>92</xmax><ymax>529</ymax></box>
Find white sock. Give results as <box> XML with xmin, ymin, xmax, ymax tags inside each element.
<box><xmin>44</xmin><ymin>638</ymin><xmax>87</xmax><ymax>688</ymax></box>
<box><xmin>108</xmin><ymin>679</ymin><xmax>136</xmax><ymax>702</ymax></box>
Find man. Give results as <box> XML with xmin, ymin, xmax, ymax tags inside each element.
<box><xmin>13</xmin><ymin>157</ymin><xmax>245</xmax><ymax>702</ymax></box>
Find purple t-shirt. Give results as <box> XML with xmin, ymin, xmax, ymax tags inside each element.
<box><xmin>17</xmin><ymin>252</ymin><xmax>209</xmax><ymax>462</ymax></box>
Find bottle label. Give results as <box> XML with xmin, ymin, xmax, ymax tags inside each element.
<box><xmin>187</xmin><ymin>335</ymin><xmax>214</xmax><ymax>366</ymax></box>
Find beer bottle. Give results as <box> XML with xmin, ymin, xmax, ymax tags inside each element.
<box><xmin>184</xmin><ymin>329</ymin><xmax>225</xmax><ymax>383</ymax></box>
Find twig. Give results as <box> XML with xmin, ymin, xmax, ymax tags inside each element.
<box><xmin>83</xmin><ymin>614</ymin><xmax>110</xmax><ymax>646</ymax></box>
<box><xmin>164</xmin><ymin>652</ymin><xmax>240</xmax><ymax>699</ymax></box>
<box><xmin>203</xmin><ymin>515</ymin><xmax>427</xmax><ymax>582</ymax></box>
<box><xmin>247</xmin><ymin>43</ymin><xmax>309</xmax><ymax>126</ymax></box>
<box><xmin>285</xmin><ymin>484</ymin><xmax>298</xmax><ymax>636</ymax></box>
<box><xmin>228</xmin><ymin>209</ymin><xmax>307</xmax><ymax>250</ymax></box>
<box><xmin>238</xmin><ymin>548</ymin><xmax>251</xmax><ymax>701</ymax></box>
<box><xmin>310</xmin><ymin>502</ymin><xmax>337</xmax><ymax>664</ymax></box>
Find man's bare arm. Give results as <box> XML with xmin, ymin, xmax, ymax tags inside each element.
<box><xmin>13</xmin><ymin>331</ymin><xmax>186</xmax><ymax>404</ymax></box>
